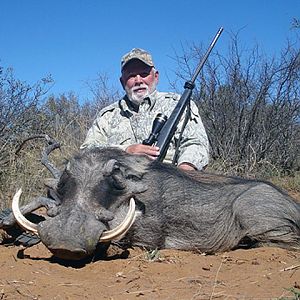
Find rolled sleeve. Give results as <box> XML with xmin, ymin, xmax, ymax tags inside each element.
<box><xmin>177</xmin><ymin>138</ymin><xmax>209</xmax><ymax>170</ymax></box>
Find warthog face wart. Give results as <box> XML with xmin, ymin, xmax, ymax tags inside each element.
<box><xmin>9</xmin><ymin>147</ymin><xmax>300</xmax><ymax>261</ymax></box>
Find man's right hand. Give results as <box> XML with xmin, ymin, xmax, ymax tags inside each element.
<box><xmin>125</xmin><ymin>144</ymin><xmax>160</xmax><ymax>160</ymax></box>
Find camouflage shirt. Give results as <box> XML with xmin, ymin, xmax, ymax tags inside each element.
<box><xmin>80</xmin><ymin>90</ymin><xmax>209</xmax><ymax>170</ymax></box>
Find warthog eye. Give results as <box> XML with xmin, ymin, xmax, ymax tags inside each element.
<box><xmin>127</xmin><ymin>174</ymin><xmax>140</xmax><ymax>181</ymax></box>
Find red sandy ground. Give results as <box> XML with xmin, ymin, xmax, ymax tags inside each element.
<box><xmin>0</xmin><ymin>242</ymin><xmax>299</xmax><ymax>299</ymax></box>
<box><xmin>0</xmin><ymin>192</ymin><xmax>299</xmax><ymax>300</ymax></box>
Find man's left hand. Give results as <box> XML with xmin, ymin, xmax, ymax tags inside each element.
<box><xmin>178</xmin><ymin>163</ymin><xmax>197</xmax><ymax>171</ymax></box>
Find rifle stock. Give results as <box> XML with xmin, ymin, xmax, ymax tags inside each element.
<box><xmin>155</xmin><ymin>27</ymin><xmax>223</xmax><ymax>162</ymax></box>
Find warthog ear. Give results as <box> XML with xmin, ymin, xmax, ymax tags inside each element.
<box><xmin>103</xmin><ymin>159</ymin><xmax>119</xmax><ymax>176</ymax></box>
<box><xmin>103</xmin><ymin>159</ymin><xmax>126</xmax><ymax>190</ymax></box>
<box><xmin>103</xmin><ymin>159</ymin><xmax>148</xmax><ymax>194</ymax></box>
<box><xmin>121</xmin><ymin>158</ymin><xmax>149</xmax><ymax>194</ymax></box>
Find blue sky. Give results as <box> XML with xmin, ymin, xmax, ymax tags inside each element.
<box><xmin>0</xmin><ymin>0</ymin><xmax>299</xmax><ymax>101</ymax></box>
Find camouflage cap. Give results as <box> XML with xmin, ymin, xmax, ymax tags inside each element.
<box><xmin>121</xmin><ymin>48</ymin><xmax>154</xmax><ymax>70</ymax></box>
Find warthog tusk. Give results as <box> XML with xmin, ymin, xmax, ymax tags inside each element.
<box><xmin>12</xmin><ymin>189</ymin><xmax>136</xmax><ymax>242</ymax></box>
<box><xmin>12</xmin><ymin>188</ymin><xmax>39</xmax><ymax>235</ymax></box>
<box><xmin>99</xmin><ymin>198</ymin><xmax>136</xmax><ymax>242</ymax></box>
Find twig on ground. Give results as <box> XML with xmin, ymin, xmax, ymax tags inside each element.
<box><xmin>210</xmin><ymin>256</ymin><xmax>225</xmax><ymax>300</ymax></box>
<box><xmin>280</xmin><ymin>264</ymin><xmax>300</xmax><ymax>272</ymax></box>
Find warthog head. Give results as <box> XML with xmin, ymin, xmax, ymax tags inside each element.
<box><xmin>12</xmin><ymin>147</ymin><xmax>149</xmax><ymax>260</ymax></box>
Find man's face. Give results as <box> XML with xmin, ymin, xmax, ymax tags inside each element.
<box><xmin>120</xmin><ymin>59</ymin><xmax>159</xmax><ymax>105</ymax></box>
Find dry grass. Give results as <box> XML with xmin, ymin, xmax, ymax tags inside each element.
<box><xmin>208</xmin><ymin>160</ymin><xmax>300</xmax><ymax>202</ymax></box>
<box><xmin>0</xmin><ymin>131</ymin><xmax>83</xmax><ymax>211</ymax></box>
<box><xmin>271</xmin><ymin>172</ymin><xmax>300</xmax><ymax>194</ymax></box>
<box><xmin>1</xmin><ymin>131</ymin><xmax>300</xmax><ymax>211</ymax></box>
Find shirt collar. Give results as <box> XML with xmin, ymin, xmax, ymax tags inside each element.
<box><xmin>119</xmin><ymin>90</ymin><xmax>158</xmax><ymax>114</ymax></box>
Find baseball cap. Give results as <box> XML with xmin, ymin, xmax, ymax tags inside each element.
<box><xmin>121</xmin><ymin>48</ymin><xmax>154</xmax><ymax>70</ymax></box>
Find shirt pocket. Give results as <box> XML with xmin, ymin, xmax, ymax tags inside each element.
<box><xmin>107</xmin><ymin>122</ymin><xmax>134</xmax><ymax>145</ymax></box>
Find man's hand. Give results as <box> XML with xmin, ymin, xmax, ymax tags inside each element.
<box><xmin>178</xmin><ymin>162</ymin><xmax>197</xmax><ymax>171</ymax></box>
<box><xmin>125</xmin><ymin>145</ymin><xmax>197</xmax><ymax>170</ymax></box>
<box><xmin>125</xmin><ymin>144</ymin><xmax>160</xmax><ymax>159</ymax></box>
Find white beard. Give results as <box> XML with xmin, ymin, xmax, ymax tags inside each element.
<box><xmin>126</xmin><ymin>82</ymin><xmax>157</xmax><ymax>105</ymax></box>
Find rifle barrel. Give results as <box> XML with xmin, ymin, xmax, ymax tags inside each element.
<box><xmin>155</xmin><ymin>27</ymin><xmax>223</xmax><ymax>162</ymax></box>
<box><xmin>191</xmin><ymin>27</ymin><xmax>223</xmax><ymax>83</ymax></box>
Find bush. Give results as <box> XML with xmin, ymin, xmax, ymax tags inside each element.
<box><xmin>171</xmin><ymin>34</ymin><xmax>300</xmax><ymax>177</ymax></box>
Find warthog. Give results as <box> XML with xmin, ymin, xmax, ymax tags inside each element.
<box><xmin>1</xmin><ymin>146</ymin><xmax>300</xmax><ymax>261</ymax></box>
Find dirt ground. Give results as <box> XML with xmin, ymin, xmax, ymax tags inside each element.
<box><xmin>0</xmin><ymin>193</ymin><xmax>299</xmax><ymax>300</ymax></box>
<box><xmin>0</xmin><ymin>242</ymin><xmax>298</xmax><ymax>299</ymax></box>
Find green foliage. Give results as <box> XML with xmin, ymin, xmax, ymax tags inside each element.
<box><xmin>271</xmin><ymin>171</ymin><xmax>300</xmax><ymax>196</ymax></box>
<box><xmin>279</xmin><ymin>287</ymin><xmax>300</xmax><ymax>300</ymax></box>
<box><xmin>145</xmin><ymin>248</ymin><xmax>161</xmax><ymax>261</ymax></box>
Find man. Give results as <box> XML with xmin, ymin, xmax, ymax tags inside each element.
<box><xmin>81</xmin><ymin>48</ymin><xmax>209</xmax><ymax>171</ymax></box>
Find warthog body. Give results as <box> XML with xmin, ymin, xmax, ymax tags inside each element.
<box><xmin>2</xmin><ymin>147</ymin><xmax>300</xmax><ymax>260</ymax></box>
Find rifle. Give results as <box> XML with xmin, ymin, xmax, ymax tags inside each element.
<box><xmin>143</xmin><ymin>27</ymin><xmax>224</xmax><ymax>162</ymax></box>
